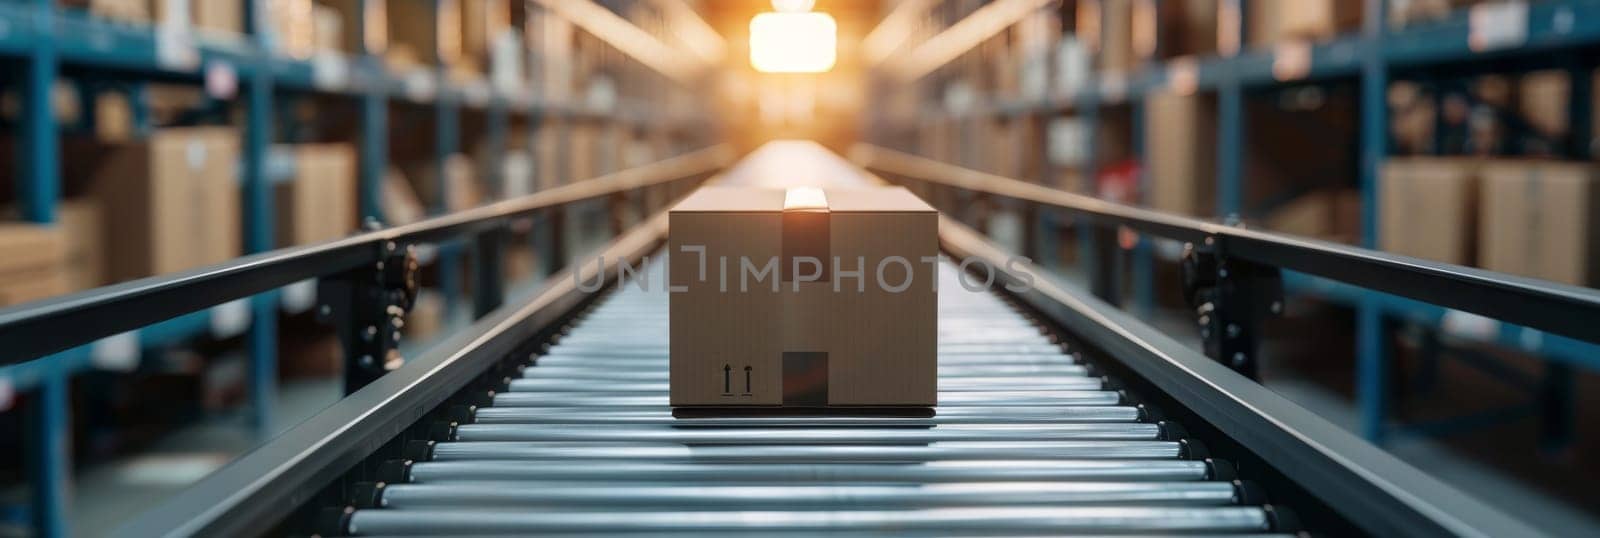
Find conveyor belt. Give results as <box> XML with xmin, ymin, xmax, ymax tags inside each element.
<box><xmin>339</xmin><ymin>261</ymin><xmax>1295</xmax><ymax>536</ymax></box>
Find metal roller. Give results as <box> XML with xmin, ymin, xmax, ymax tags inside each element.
<box><xmin>426</xmin><ymin>441</ymin><xmax>1185</xmax><ymax>462</ymax></box>
<box><xmin>448</xmin><ymin>423</ymin><xmax>1163</xmax><ymax>443</ymax></box>
<box><xmin>343</xmin><ymin>506</ymin><xmax>1272</xmax><ymax>535</ymax></box>
<box><xmin>374</xmin><ymin>481</ymin><xmax>1243</xmax><ymax>510</ymax></box>
<box><xmin>491</xmin><ymin>390</ymin><xmax>1125</xmax><ymax>407</ymax></box>
<box><xmin>516</xmin><ymin>363</ymin><xmax>1092</xmax><ymax>380</ymax></box>
<box><xmin>404</xmin><ymin>460</ymin><xmax>1213</xmax><ymax>484</ymax></box>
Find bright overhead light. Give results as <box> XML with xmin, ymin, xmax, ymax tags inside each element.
<box><xmin>772</xmin><ymin>0</ymin><xmax>815</xmax><ymax>12</ymax></box>
<box><xmin>749</xmin><ymin>11</ymin><xmax>837</xmax><ymax>73</ymax></box>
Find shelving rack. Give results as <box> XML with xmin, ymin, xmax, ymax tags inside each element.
<box><xmin>866</xmin><ymin>0</ymin><xmax>1600</xmax><ymax>448</ymax></box>
<box><xmin>0</xmin><ymin>1</ymin><xmax>718</xmax><ymax>536</ymax></box>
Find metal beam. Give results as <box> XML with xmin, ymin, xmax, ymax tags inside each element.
<box><xmin>852</xmin><ymin>144</ymin><xmax>1600</xmax><ymax>350</ymax></box>
<box><xmin>0</xmin><ymin>146</ymin><xmax>733</xmax><ymax>367</ymax></box>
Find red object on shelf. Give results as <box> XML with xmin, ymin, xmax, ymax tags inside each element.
<box><xmin>1097</xmin><ymin>159</ymin><xmax>1140</xmax><ymax>204</ymax></box>
<box><xmin>1097</xmin><ymin>160</ymin><xmax>1142</xmax><ymax>250</ymax></box>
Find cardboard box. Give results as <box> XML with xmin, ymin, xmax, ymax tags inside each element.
<box><xmin>268</xmin><ymin>0</ymin><xmax>315</xmax><ymax>57</ymax></box>
<box><xmin>1098</xmin><ymin>0</ymin><xmax>1136</xmax><ymax>73</ymax></box>
<box><xmin>1519</xmin><ymin>70</ymin><xmax>1568</xmax><ymax>139</ymax></box>
<box><xmin>58</xmin><ymin>0</ymin><xmax>149</xmax><ymax>23</ymax></box>
<box><xmin>388</xmin><ymin>0</ymin><xmax>461</xmax><ymax>67</ymax></box>
<box><xmin>1144</xmin><ymin>90</ymin><xmax>1216</xmax><ymax>216</ymax></box>
<box><xmin>669</xmin><ymin>187</ymin><xmax>938</xmax><ymax>407</ymax></box>
<box><xmin>1162</xmin><ymin>0</ymin><xmax>1218</xmax><ymax>57</ymax></box>
<box><xmin>95</xmin><ymin>91</ymin><xmax>135</xmax><ymax>142</ymax></box>
<box><xmin>0</xmin><ymin>223</ymin><xmax>69</xmax><ymax>306</ymax></box>
<box><xmin>1265</xmin><ymin>189</ymin><xmax>1361</xmax><ymax>243</ymax></box>
<box><xmin>90</xmin><ymin>127</ymin><xmax>241</xmax><ymax>282</ymax></box>
<box><xmin>382</xmin><ymin>167</ymin><xmax>426</xmax><ymax>224</ymax></box>
<box><xmin>1479</xmin><ymin>161</ymin><xmax>1600</xmax><ymax>286</ymax></box>
<box><xmin>149</xmin><ymin>0</ymin><xmax>243</xmax><ymax>34</ymax></box>
<box><xmin>461</xmin><ymin>0</ymin><xmax>509</xmax><ymax>64</ymax></box>
<box><xmin>404</xmin><ymin>154</ymin><xmax>482</xmax><ymax>213</ymax></box>
<box><xmin>312</xmin><ymin>3</ymin><xmax>344</xmax><ymax>52</ymax></box>
<box><xmin>1249</xmin><ymin>0</ymin><xmax>1361</xmax><ymax>46</ymax></box>
<box><xmin>1379</xmin><ymin>158</ymin><xmax>1478</xmax><ymax>265</ymax></box>
<box><xmin>275</xmin><ymin>144</ymin><xmax>357</xmax><ymax>247</ymax></box>
<box><xmin>58</xmin><ymin>200</ymin><xmax>107</xmax><ymax>290</ymax></box>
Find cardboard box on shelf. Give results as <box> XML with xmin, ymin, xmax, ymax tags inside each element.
<box><xmin>275</xmin><ymin>144</ymin><xmax>357</xmax><ymax>247</ymax></box>
<box><xmin>192</xmin><ymin>0</ymin><xmax>243</xmax><ymax>34</ymax></box>
<box><xmin>268</xmin><ymin>0</ymin><xmax>315</xmax><ymax>57</ymax></box>
<box><xmin>1518</xmin><ymin>70</ymin><xmax>1568</xmax><ymax>139</ymax></box>
<box><xmin>461</xmin><ymin>0</ymin><xmax>510</xmax><ymax>65</ymax></box>
<box><xmin>89</xmin><ymin>127</ymin><xmax>241</xmax><ymax>282</ymax></box>
<box><xmin>1264</xmin><ymin>189</ymin><xmax>1361</xmax><ymax>244</ymax></box>
<box><xmin>58</xmin><ymin>200</ymin><xmax>107</xmax><ymax>290</ymax></box>
<box><xmin>149</xmin><ymin>0</ymin><xmax>243</xmax><ymax>34</ymax></box>
<box><xmin>382</xmin><ymin>167</ymin><xmax>426</xmax><ymax>225</ymax></box>
<box><xmin>388</xmin><ymin>0</ymin><xmax>461</xmax><ymax>67</ymax></box>
<box><xmin>1389</xmin><ymin>81</ymin><xmax>1436</xmax><ymax>155</ymax></box>
<box><xmin>95</xmin><ymin>91</ymin><xmax>135</xmax><ymax>142</ymax></box>
<box><xmin>1159</xmin><ymin>0</ymin><xmax>1218</xmax><ymax>57</ymax></box>
<box><xmin>669</xmin><ymin>187</ymin><xmax>938</xmax><ymax>407</ymax></box>
<box><xmin>1379</xmin><ymin>158</ymin><xmax>1478</xmax><ymax>265</ymax></box>
<box><xmin>0</xmin><ymin>223</ymin><xmax>69</xmax><ymax>306</ymax></box>
<box><xmin>1479</xmin><ymin>161</ymin><xmax>1600</xmax><ymax>286</ymax></box>
<box><xmin>1097</xmin><ymin>0</ymin><xmax>1136</xmax><ymax>73</ymax></box>
<box><xmin>58</xmin><ymin>0</ymin><xmax>149</xmax><ymax>23</ymax></box>
<box><xmin>1144</xmin><ymin>90</ymin><xmax>1216</xmax><ymax>216</ymax></box>
<box><xmin>404</xmin><ymin>154</ymin><xmax>483</xmax><ymax>213</ymax></box>
<box><xmin>312</xmin><ymin>3</ymin><xmax>343</xmax><ymax>53</ymax></box>
<box><xmin>1249</xmin><ymin>0</ymin><xmax>1361</xmax><ymax>46</ymax></box>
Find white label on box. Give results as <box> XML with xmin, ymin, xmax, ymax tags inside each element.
<box><xmin>1047</xmin><ymin>118</ymin><xmax>1086</xmax><ymax>167</ymax></box>
<box><xmin>91</xmin><ymin>332</ymin><xmax>141</xmax><ymax>372</ymax></box>
<box><xmin>311</xmin><ymin>53</ymin><xmax>349</xmax><ymax>91</ymax></box>
<box><xmin>1441</xmin><ymin>309</ymin><xmax>1499</xmax><ymax>341</ymax></box>
<box><xmin>210</xmin><ymin>299</ymin><xmax>252</xmax><ymax>339</ymax></box>
<box><xmin>155</xmin><ymin>23</ymin><xmax>200</xmax><ymax>71</ymax></box>
<box><xmin>185</xmin><ymin>141</ymin><xmax>207</xmax><ymax>170</ymax></box>
<box><xmin>1469</xmin><ymin>2</ymin><xmax>1528</xmax><ymax>52</ymax></box>
<box><xmin>1273</xmin><ymin>40</ymin><xmax>1312</xmax><ymax>81</ymax></box>
<box><xmin>281</xmin><ymin>279</ymin><xmax>318</xmax><ymax>315</ymax></box>
<box><xmin>404</xmin><ymin>71</ymin><xmax>437</xmax><ymax>102</ymax></box>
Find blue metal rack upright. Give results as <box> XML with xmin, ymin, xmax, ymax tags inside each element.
<box><xmin>0</xmin><ymin>1</ymin><xmax>717</xmax><ymax>535</ymax></box>
<box><xmin>868</xmin><ymin>0</ymin><xmax>1600</xmax><ymax>449</ymax></box>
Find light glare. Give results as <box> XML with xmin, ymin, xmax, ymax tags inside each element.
<box><xmin>749</xmin><ymin>12</ymin><xmax>837</xmax><ymax>73</ymax></box>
